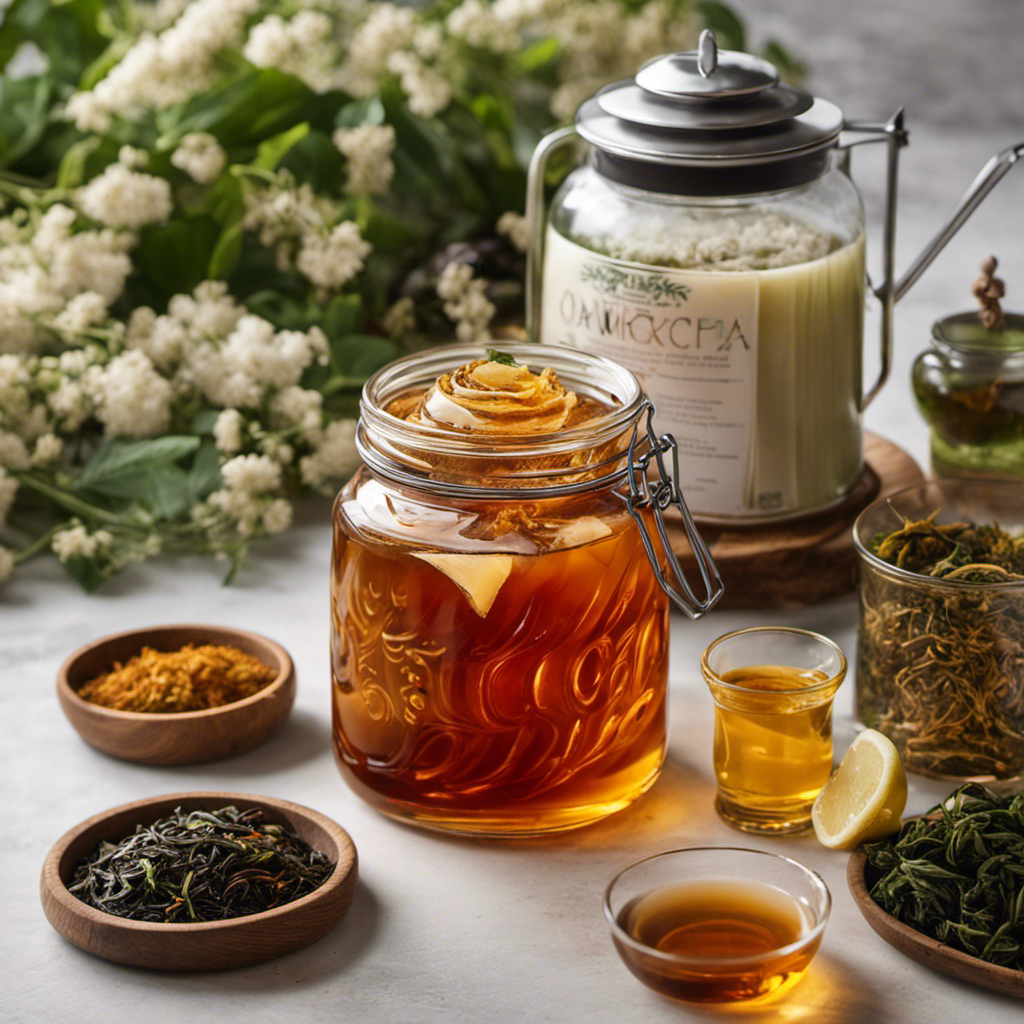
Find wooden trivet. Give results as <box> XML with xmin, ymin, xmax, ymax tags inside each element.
<box><xmin>666</xmin><ymin>432</ymin><xmax>925</xmax><ymax>609</ymax></box>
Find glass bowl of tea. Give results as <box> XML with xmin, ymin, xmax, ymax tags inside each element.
<box><xmin>604</xmin><ymin>847</ymin><xmax>831</xmax><ymax>1004</ymax></box>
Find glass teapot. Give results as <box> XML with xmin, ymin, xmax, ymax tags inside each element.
<box><xmin>526</xmin><ymin>30</ymin><xmax>1024</xmax><ymax>524</ymax></box>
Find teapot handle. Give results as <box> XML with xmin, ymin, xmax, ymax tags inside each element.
<box><xmin>839</xmin><ymin>110</ymin><xmax>909</xmax><ymax>411</ymax></box>
<box><xmin>841</xmin><ymin>116</ymin><xmax>1024</xmax><ymax>411</ymax></box>
<box><xmin>894</xmin><ymin>138</ymin><xmax>1024</xmax><ymax>302</ymax></box>
<box><xmin>525</xmin><ymin>125</ymin><xmax>578</xmax><ymax>342</ymax></box>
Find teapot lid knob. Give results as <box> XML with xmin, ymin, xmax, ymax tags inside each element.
<box><xmin>697</xmin><ymin>29</ymin><xmax>717</xmax><ymax>78</ymax></box>
<box><xmin>635</xmin><ymin>36</ymin><xmax>778</xmax><ymax>100</ymax></box>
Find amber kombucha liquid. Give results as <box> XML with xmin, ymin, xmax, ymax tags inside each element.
<box><xmin>330</xmin><ymin>508</ymin><xmax>668</xmax><ymax>836</ymax></box>
<box><xmin>712</xmin><ymin>666</ymin><xmax>835</xmax><ymax>833</ymax></box>
<box><xmin>614</xmin><ymin>878</ymin><xmax>817</xmax><ymax>1003</ymax></box>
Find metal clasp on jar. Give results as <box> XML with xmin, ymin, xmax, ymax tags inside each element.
<box><xmin>626</xmin><ymin>402</ymin><xmax>724</xmax><ymax>618</ymax></box>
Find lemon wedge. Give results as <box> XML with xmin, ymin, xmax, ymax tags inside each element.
<box><xmin>413</xmin><ymin>552</ymin><xmax>513</xmax><ymax>617</ymax></box>
<box><xmin>811</xmin><ymin>729</ymin><xmax>908</xmax><ymax>850</ymax></box>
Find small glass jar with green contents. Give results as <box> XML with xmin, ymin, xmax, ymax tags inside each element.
<box><xmin>913</xmin><ymin>312</ymin><xmax>1024</xmax><ymax>480</ymax></box>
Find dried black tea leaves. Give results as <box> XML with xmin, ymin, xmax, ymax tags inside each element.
<box><xmin>865</xmin><ymin>784</ymin><xmax>1024</xmax><ymax>971</ymax></box>
<box><xmin>857</xmin><ymin>511</ymin><xmax>1024</xmax><ymax>780</ymax></box>
<box><xmin>69</xmin><ymin>806</ymin><xmax>334</xmax><ymax>922</ymax></box>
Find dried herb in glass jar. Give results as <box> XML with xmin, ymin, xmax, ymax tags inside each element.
<box><xmin>856</xmin><ymin>509</ymin><xmax>1024</xmax><ymax>781</ymax></box>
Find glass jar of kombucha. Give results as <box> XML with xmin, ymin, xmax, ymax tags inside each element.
<box><xmin>331</xmin><ymin>344</ymin><xmax>720</xmax><ymax>836</ymax></box>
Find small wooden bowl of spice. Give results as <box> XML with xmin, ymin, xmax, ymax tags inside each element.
<box><xmin>57</xmin><ymin>624</ymin><xmax>295</xmax><ymax>765</ymax></box>
<box><xmin>40</xmin><ymin>791</ymin><xmax>358</xmax><ymax>970</ymax></box>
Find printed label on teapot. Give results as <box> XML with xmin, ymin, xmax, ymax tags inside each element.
<box><xmin>540</xmin><ymin>228</ymin><xmax>761</xmax><ymax>516</ymax></box>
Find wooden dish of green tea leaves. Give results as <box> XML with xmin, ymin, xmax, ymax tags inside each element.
<box><xmin>847</xmin><ymin>785</ymin><xmax>1024</xmax><ymax>999</ymax></box>
<box><xmin>40</xmin><ymin>792</ymin><xmax>358</xmax><ymax>971</ymax></box>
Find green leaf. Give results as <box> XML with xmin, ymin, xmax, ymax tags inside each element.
<box><xmin>254</xmin><ymin>121</ymin><xmax>311</xmax><ymax>170</ymax></box>
<box><xmin>242</xmin><ymin>290</ymin><xmax>311</xmax><ymax>331</ymax></box>
<box><xmin>78</xmin><ymin>436</ymin><xmax>201</xmax><ymax>488</ymax></box>
<box><xmin>207</xmin><ymin>218</ymin><xmax>245</xmax><ymax>280</ymax></box>
<box><xmin>62</xmin><ymin>553</ymin><xmax>108</xmax><ymax>592</ymax></box>
<box><xmin>335</xmin><ymin>97</ymin><xmax>385</xmax><ymax>128</ymax></box>
<box><xmin>56</xmin><ymin>136</ymin><xmax>102</xmax><ymax>188</ymax></box>
<box><xmin>322</xmin><ymin>294</ymin><xmax>363</xmax><ymax>341</ymax></box>
<box><xmin>697</xmin><ymin>0</ymin><xmax>746</xmax><ymax>52</ymax></box>
<box><xmin>762</xmin><ymin>40</ymin><xmax>807</xmax><ymax>82</ymax></box>
<box><xmin>191</xmin><ymin>410</ymin><xmax>220</xmax><ymax>434</ymax></box>
<box><xmin>486</xmin><ymin>348</ymin><xmax>520</xmax><ymax>367</ymax></box>
<box><xmin>327</xmin><ymin>333</ymin><xmax>398</xmax><ymax>384</ymax></box>
<box><xmin>158</xmin><ymin>68</ymin><xmax>314</xmax><ymax>149</ymax></box>
<box><xmin>516</xmin><ymin>36</ymin><xmax>562</xmax><ymax>75</ymax></box>
<box><xmin>0</xmin><ymin>74</ymin><xmax>55</xmax><ymax>169</ymax></box>
<box><xmin>79</xmin><ymin>34</ymin><xmax>131</xmax><ymax>91</ymax></box>
<box><xmin>136</xmin><ymin>217</ymin><xmax>221</xmax><ymax>301</ymax></box>
<box><xmin>277</xmin><ymin>129</ymin><xmax>344</xmax><ymax>193</ymax></box>
<box><xmin>0</xmin><ymin>0</ymin><xmax>108</xmax><ymax>86</ymax></box>
<box><xmin>186</xmin><ymin>441</ymin><xmax>222</xmax><ymax>504</ymax></box>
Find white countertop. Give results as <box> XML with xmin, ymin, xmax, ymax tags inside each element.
<box><xmin>4</xmin><ymin>76</ymin><xmax>1024</xmax><ymax>1024</ymax></box>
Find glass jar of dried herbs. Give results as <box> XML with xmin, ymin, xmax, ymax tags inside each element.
<box><xmin>854</xmin><ymin>480</ymin><xmax>1024</xmax><ymax>783</ymax></box>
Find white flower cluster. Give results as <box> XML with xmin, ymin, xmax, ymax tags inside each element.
<box><xmin>202</xmin><ymin>453</ymin><xmax>293</xmax><ymax>537</ymax></box>
<box><xmin>244</xmin><ymin>10</ymin><xmax>346</xmax><ymax>93</ymax></box>
<box><xmin>436</xmin><ymin>263</ymin><xmax>495</xmax><ymax>343</ymax></box>
<box><xmin>171</xmin><ymin>133</ymin><xmax>227</xmax><ymax>184</ymax></box>
<box><xmin>299</xmin><ymin>419</ymin><xmax>360</xmax><ymax>490</ymax></box>
<box><xmin>65</xmin><ymin>0</ymin><xmax>260</xmax><ymax>131</ymax></box>
<box><xmin>297</xmin><ymin>222</ymin><xmax>373</xmax><ymax>290</ymax></box>
<box><xmin>3</xmin><ymin>344</ymin><xmax>171</xmax><ymax>441</ymax></box>
<box><xmin>545</xmin><ymin>0</ymin><xmax>699</xmax><ymax>118</ymax></box>
<box><xmin>446</xmin><ymin>0</ymin><xmax>519</xmax><ymax>52</ymax></box>
<box><xmin>52</xmin><ymin>524</ymin><xmax>114</xmax><ymax>563</ymax></box>
<box><xmin>341</xmin><ymin>4</ymin><xmax>418</xmax><ymax>97</ymax></box>
<box><xmin>386</xmin><ymin>50</ymin><xmax>453</xmax><ymax>118</ymax></box>
<box><xmin>243</xmin><ymin>175</ymin><xmax>372</xmax><ymax>289</ymax></box>
<box><xmin>0</xmin><ymin>203</ymin><xmax>135</xmax><ymax>354</ymax></box>
<box><xmin>496</xmin><ymin>211</ymin><xmax>530</xmax><ymax>252</ymax></box>
<box><xmin>332</xmin><ymin>124</ymin><xmax>396</xmax><ymax>196</ymax></box>
<box><xmin>383</xmin><ymin>296</ymin><xmax>416</xmax><ymax>338</ymax></box>
<box><xmin>78</xmin><ymin>162</ymin><xmax>173</xmax><ymax>230</ymax></box>
<box><xmin>125</xmin><ymin>281</ymin><xmax>329</xmax><ymax>416</ymax></box>
<box><xmin>89</xmin><ymin>350</ymin><xmax>174</xmax><ymax>439</ymax></box>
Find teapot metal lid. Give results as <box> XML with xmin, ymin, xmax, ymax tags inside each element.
<box><xmin>576</xmin><ymin>31</ymin><xmax>844</xmax><ymax>196</ymax></box>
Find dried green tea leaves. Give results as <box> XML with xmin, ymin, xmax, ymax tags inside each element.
<box><xmin>857</xmin><ymin>511</ymin><xmax>1024</xmax><ymax>780</ymax></box>
<box><xmin>865</xmin><ymin>784</ymin><xmax>1024</xmax><ymax>972</ymax></box>
<box><xmin>69</xmin><ymin>806</ymin><xmax>334</xmax><ymax>922</ymax></box>
<box><xmin>870</xmin><ymin>511</ymin><xmax>1024</xmax><ymax>580</ymax></box>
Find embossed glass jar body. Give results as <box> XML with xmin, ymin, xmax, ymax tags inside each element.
<box><xmin>541</xmin><ymin>164</ymin><xmax>866</xmax><ymax>523</ymax></box>
<box><xmin>331</xmin><ymin>346</ymin><xmax>670</xmax><ymax>836</ymax></box>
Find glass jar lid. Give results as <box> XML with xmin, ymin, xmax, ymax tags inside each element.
<box><xmin>576</xmin><ymin>30</ymin><xmax>844</xmax><ymax>196</ymax></box>
<box><xmin>933</xmin><ymin>312</ymin><xmax>1024</xmax><ymax>356</ymax></box>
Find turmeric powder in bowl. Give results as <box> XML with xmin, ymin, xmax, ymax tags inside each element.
<box><xmin>76</xmin><ymin>644</ymin><xmax>278</xmax><ymax>713</ymax></box>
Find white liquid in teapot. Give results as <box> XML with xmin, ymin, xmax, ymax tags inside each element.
<box><xmin>540</xmin><ymin>214</ymin><xmax>866</xmax><ymax>521</ymax></box>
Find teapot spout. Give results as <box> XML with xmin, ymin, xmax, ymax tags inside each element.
<box><xmin>895</xmin><ymin>140</ymin><xmax>1024</xmax><ymax>303</ymax></box>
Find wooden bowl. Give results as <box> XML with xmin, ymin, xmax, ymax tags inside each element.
<box><xmin>57</xmin><ymin>624</ymin><xmax>295</xmax><ymax>765</ymax></box>
<box><xmin>40</xmin><ymin>791</ymin><xmax>358</xmax><ymax>971</ymax></box>
<box><xmin>848</xmin><ymin>845</ymin><xmax>1024</xmax><ymax>998</ymax></box>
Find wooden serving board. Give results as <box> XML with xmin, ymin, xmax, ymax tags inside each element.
<box><xmin>666</xmin><ymin>432</ymin><xmax>925</xmax><ymax>609</ymax></box>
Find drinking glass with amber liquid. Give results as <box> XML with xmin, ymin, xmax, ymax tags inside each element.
<box><xmin>701</xmin><ymin>627</ymin><xmax>846</xmax><ymax>834</ymax></box>
<box><xmin>331</xmin><ymin>344</ymin><xmax>721</xmax><ymax>837</ymax></box>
